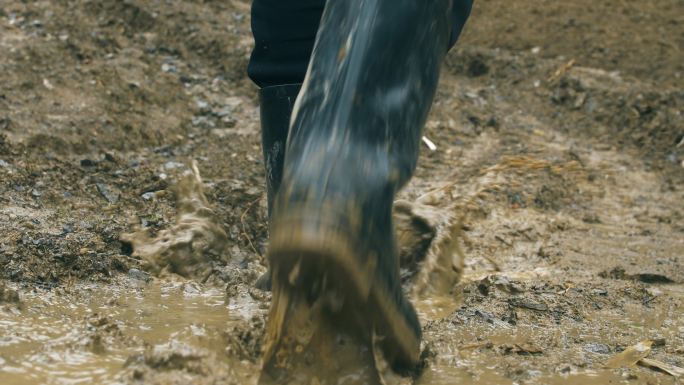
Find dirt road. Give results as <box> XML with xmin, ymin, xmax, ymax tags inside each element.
<box><xmin>1</xmin><ymin>1</ymin><xmax>682</xmax><ymax>384</ymax></box>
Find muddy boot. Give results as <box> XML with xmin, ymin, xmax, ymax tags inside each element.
<box><xmin>255</xmin><ymin>84</ymin><xmax>301</xmax><ymax>291</ymax></box>
<box><xmin>261</xmin><ymin>0</ymin><xmax>454</xmax><ymax>379</ymax></box>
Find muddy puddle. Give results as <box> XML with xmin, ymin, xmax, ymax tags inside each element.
<box><xmin>0</xmin><ymin>278</ymin><xmax>258</xmax><ymax>385</ymax></box>
<box><xmin>2</xmin><ymin>274</ymin><xmax>681</xmax><ymax>384</ymax></box>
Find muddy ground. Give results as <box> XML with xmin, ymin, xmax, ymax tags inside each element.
<box><xmin>1</xmin><ymin>0</ymin><xmax>683</xmax><ymax>384</ymax></box>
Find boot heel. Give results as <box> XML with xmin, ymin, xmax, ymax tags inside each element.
<box><xmin>268</xmin><ymin>210</ymin><xmax>376</xmax><ymax>300</ymax></box>
<box><xmin>268</xmin><ymin>207</ymin><xmax>422</xmax><ymax>372</ymax></box>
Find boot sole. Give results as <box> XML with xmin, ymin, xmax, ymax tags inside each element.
<box><xmin>268</xmin><ymin>212</ymin><xmax>421</xmax><ymax>370</ymax></box>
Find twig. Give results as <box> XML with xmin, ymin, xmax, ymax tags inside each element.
<box><xmin>547</xmin><ymin>59</ymin><xmax>576</xmax><ymax>83</ymax></box>
<box><xmin>240</xmin><ymin>197</ymin><xmax>263</xmax><ymax>261</ymax></box>
<box><xmin>482</xmin><ymin>254</ymin><xmax>502</xmax><ymax>272</ymax></box>
<box><xmin>516</xmin><ymin>228</ymin><xmax>534</xmax><ymax>241</ymax></box>
<box><xmin>495</xmin><ymin>235</ymin><xmax>512</xmax><ymax>247</ymax></box>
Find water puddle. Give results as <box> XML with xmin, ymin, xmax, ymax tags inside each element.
<box><xmin>2</xmin><ymin>277</ymin><xmax>682</xmax><ymax>384</ymax></box>
<box><xmin>0</xmin><ymin>279</ymin><xmax>244</xmax><ymax>385</ymax></box>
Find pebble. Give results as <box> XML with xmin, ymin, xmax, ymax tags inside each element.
<box><xmin>96</xmin><ymin>183</ymin><xmax>119</xmax><ymax>204</ymax></box>
<box><xmin>195</xmin><ymin>99</ymin><xmax>209</xmax><ymax>111</ymax></box>
<box><xmin>584</xmin><ymin>343</ymin><xmax>612</xmax><ymax>355</ymax></box>
<box><xmin>191</xmin><ymin>116</ymin><xmax>215</xmax><ymax>128</ymax></box>
<box><xmin>128</xmin><ymin>268</ymin><xmax>151</xmax><ymax>282</ymax></box>
<box><xmin>182</xmin><ymin>282</ymin><xmax>201</xmax><ymax>296</ymax></box>
<box><xmin>591</xmin><ymin>288</ymin><xmax>608</xmax><ymax>296</ymax></box>
<box><xmin>80</xmin><ymin>158</ymin><xmax>98</xmax><ymax>167</ymax></box>
<box><xmin>214</xmin><ymin>106</ymin><xmax>233</xmax><ymax>118</ymax></box>
<box><xmin>62</xmin><ymin>223</ymin><xmax>74</xmax><ymax>234</ymax></box>
<box><xmin>163</xmin><ymin>161</ymin><xmax>185</xmax><ymax>170</ymax></box>
<box><xmin>666</xmin><ymin>153</ymin><xmax>677</xmax><ymax>163</ymax></box>
<box><xmin>161</xmin><ymin>62</ymin><xmax>177</xmax><ymax>73</ymax></box>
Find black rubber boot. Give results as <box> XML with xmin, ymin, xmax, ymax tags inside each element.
<box><xmin>262</xmin><ymin>0</ymin><xmax>454</xmax><ymax>377</ymax></box>
<box><xmin>254</xmin><ymin>85</ymin><xmax>301</xmax><ymax>291</ymax></box>
<box><xmin>259</xmin><ymin>84</ymin><xmax>301</xmax><ymax>217</ymax></box>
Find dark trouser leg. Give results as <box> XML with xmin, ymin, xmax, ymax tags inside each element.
<box><xmin>248</xmin><ymin>0</ymin><xmax>325</xmax><ymax>88</ymax></box>
<box><xmin>249</xmin><ymin>1</ymin><xmax>473</xmax><ymax>88</ymax></box>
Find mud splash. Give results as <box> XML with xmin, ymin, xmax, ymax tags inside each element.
<box><xmin>259</xmin><ymin>280</ymin><xmax>382</xmax><ymax>385</ymax></box>
<box><xmin>120</xmin><ymin>162</ymin><xmax>228</xmax><ymax>278</ymax></box>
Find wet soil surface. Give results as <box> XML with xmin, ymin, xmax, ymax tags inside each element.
<box><xmin>1</xmin><ymin>0</ymin><xmax>683</xmax><ymax>384</ymax></box>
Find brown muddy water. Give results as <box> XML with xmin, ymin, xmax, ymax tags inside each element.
<box><xmin>0</xmin><ymin>279</ymin><xmax>257</xmax><ymax>385</ymax></box>
<box><xmin>2</xmin><ymin>275</ymin><xmax>682</xmax><ymax>384</ymax></box>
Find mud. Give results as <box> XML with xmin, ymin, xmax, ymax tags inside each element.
<box><xmin>1</xmin><ymin>0</ymin><xmax>683</xmax><ymax>384</ymax></box>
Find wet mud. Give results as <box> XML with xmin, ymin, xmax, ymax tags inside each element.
<box><xmin>1</xmin><ymin>0</ymin><xmax>683</xmax><ymax>384</ymax></box>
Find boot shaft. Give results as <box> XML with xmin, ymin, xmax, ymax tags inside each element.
<box><xmin>288</xmin><ymin>0</ymin><xmax>454</xmax><ymax>190</ymax></box>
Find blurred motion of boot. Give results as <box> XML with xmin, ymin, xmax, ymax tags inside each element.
<box><xmin>260</xmin><ymin>0</ymin><xmax>457</xmax><ymax>381</ymax></box>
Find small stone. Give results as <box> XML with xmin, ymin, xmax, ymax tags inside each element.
<box><xmin>666</xmin><ymin>153</ymin><xmax>677</xmax><ymax>163</ymax></box>
<box><xmin>195</xmin><ymin>99</ymin><xmax>209</xmax><ymax>111</ymax></box>
<box><xmin>161</xmin><ymin>62</ymin><xmax>177</xmax><ymax>73</ymax></box>
<box><xmin>509</xmin><ymin>298</ymin><xmax>549</xmax><ymax>312</ymax></box>
<box><xmin>0</xmin><ymin>283</ymin><xmax>20</xmax><ymax>304</ymax></box>
<box><xmin>80</xmin><ymin>158</ymin><xmax>98</xmax><ymax>167</ymax></box>
<box><xmin>191</xmin><ymin>116</ymin><xmax>215</xmax><ymax>128</ymax></box>
<box><xmin>128</xmin><ymin>268</ymin><xmax>151</xmax><ymax>282</ymax></box>
<box><xmin>163</xmin><ymin>161</ymin><xmax>185</xmax><ymax>170</ymax></box>
<box><xmin>96</xmin><ymin>183</ymin><xmax>119</xmax><ymax>204</ymax></box>
<box><xmin>0</xmin><ymin>118</ymin><xmax>11</xmax><ymax>130</ymax></box>
<box><xmin>591</xmin><ymin>288</ymin><xmax>608</xmax><ymax>296</ymax></box>
<box><xmin>215</xmin><ymin>106</ymin><xmax>233</xmax><ymax>118</ymax></box>
<box><xmin>62</xmin><ymin>223</ymin><xmax>74</xmax><ymax>234</ymax></box>
<box><xmin>182</xmin><ymin>282</ymin><xmax>201</xmax><ymax>296</ymax></box>
<box><xmin>584</xmin><ymin>343</ymin><xmax>611</xmax><ymax>354</ymax></box>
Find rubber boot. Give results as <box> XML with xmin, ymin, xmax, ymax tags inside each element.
<box><xmin>255</xmin><ymin>84</ymin><xmax>301</xmax><ymax>291</ymax></box>
<box><xmin>259</xmin><ymin>84</ymin><xmax>301</xmax><ymax>217</ymax></box>
<box><xmin>263</xmin><ymin>0</ymin><xmax>454</xmax><ymax>378</ymax></box>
